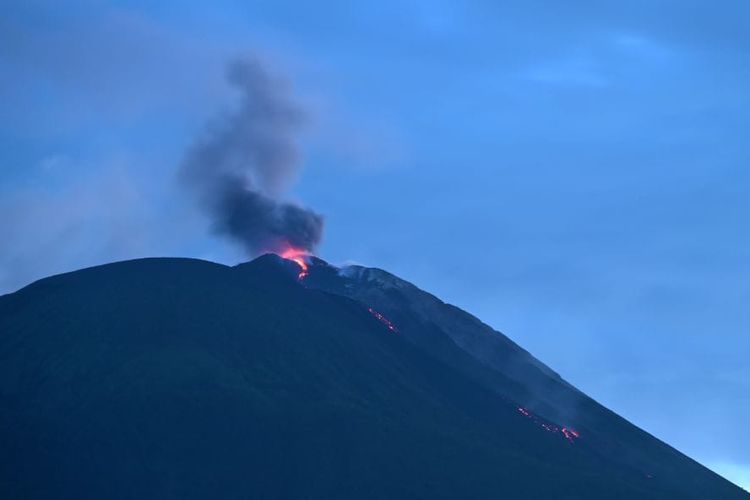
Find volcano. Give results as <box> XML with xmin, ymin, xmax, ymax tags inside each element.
<box><xmin>0</xmin><ymin>254</ymin><xmax>745</xmax><ymax>499</ymax></box>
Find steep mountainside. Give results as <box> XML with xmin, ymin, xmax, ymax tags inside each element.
<box><xmin>0</xmin><ymin>255</ymin><xmax>745</xmax><ymax>499</ymax></box>
<box><xmin>304</xmin><ymin>257</ymin><xmax>746</xmax><ymax>498</ymax></box>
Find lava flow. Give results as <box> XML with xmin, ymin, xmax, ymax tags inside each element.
<box><xmin>280</xmin><ymin>248</ymin><xmax>310</xmax><ymax>280</ymax></box>
<box><xmin>517</xmin><ymin>406</ymin><xmax>580</xmax><ymax>443</ymax></box>
<box><xmin>368</xmin><ymin>307</ymin><xmax>398</xmax><ymax>333</ymax></box>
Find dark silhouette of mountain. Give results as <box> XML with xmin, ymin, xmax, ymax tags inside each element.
<box><xmin>0</xmin><ymin>255</ymin><xmax>745</xmax><ymax>499</ymax></box>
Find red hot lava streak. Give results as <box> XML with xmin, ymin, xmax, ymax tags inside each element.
<box><xmin>517</xmin><ymin>406</ymin><xmax>580</xmax><ymax>443</ymax></box>
<box><xmin>368</xmin><ymin>307</ymin><xmax>398</xmax><ymax>333</ymax></box>
<box><xmin>280</xmin><ymin>248</ymin><xmax>310</xmax><ymax>280</ymax></box>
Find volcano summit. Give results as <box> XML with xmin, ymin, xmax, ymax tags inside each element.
<box><xmin>0</xmin><ymin>255</ymin><xmax>745</xmax><ymax>499</ymax></box>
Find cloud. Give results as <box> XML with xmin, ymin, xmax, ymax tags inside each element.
<box><xmin>0</xmin><ymin>164</ymin><xmax>149</xmax><ymax>294</ymax></box>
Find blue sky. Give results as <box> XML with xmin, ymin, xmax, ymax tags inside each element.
<box><xmin>2</xmin><ymin>0</ymin><xmax>749</xmax><ymax>489</ymax></box>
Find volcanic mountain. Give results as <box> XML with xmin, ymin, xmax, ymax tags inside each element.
<box><xmin>0</xmin><ymin>255</ymin><xmax>745</xmax><ymax>499</ymax></box>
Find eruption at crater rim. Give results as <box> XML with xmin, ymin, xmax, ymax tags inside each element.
<box><xmin>179</xmin><ymin>57</ymin><xmax>324</xmax><ymax>260</ymax></box>
<box><xmin>280</xmin><ymin>247</ymin><xmax>311</xmax><ymax>279</ymax></box>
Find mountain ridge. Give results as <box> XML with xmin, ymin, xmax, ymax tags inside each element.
<box><xmin>0</xmin><ymin>255</ymin><xmax>745</xmax><ymax>499</ymax></box>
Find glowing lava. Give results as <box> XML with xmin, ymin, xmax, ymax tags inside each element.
<box><xmin>561</xmin><ymin>428</ymin><xmax>580</xmax><ymax>441</ymax></box>
<box><xmin>368</xmin><ymin>307</ymin><xmax>398</xmax><ymax>333</ymax></box>
<box><xmin>517</xmin><ymin>406</ymin><xmax>580</xmax><ymax>443</ymax></box>
<box><xmin>280</xmin><ymin>248</ymin><xmax>310</xmax><ymax>280</ymax></box>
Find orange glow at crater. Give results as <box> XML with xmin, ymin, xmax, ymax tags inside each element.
<box><xmin>280</xmin><ymin>248</ymin><xmax>310</xmax><ymax>280</ymax></box>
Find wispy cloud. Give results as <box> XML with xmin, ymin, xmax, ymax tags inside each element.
<box><xmin>0</xmin><ymin>163</ymin><xmax>148</xmax><ymax>293</ymax></box>
<box><xmin>517</xmin><ymin>33</ymin><xmax>673</xmax><ymax>87</ymax></box>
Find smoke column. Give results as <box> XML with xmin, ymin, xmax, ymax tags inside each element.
<box><xmin>179</xmin><ymin>58</ymin><xmax>323</xmax><ymax>256</ymax></box>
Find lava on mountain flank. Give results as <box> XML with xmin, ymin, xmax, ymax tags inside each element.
<box><xmin>517</xmin><ymin>406</ymin><xmax>580</xmax><ymax>443</ymax></box>
<box><xmin>280</xmin><ymin>248</ymin><xmax>311</xmax><ymax>280</ymax></box>
<box><xmin>368</xmin><ymin>307</ymin><xmax>398</xmax><ymax>333</ymax></box>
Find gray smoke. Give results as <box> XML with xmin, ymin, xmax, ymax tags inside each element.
<box><xmin>179</xmin><ymin>58</ymin><xmax>323</xmax><ymax>255</ymax></box>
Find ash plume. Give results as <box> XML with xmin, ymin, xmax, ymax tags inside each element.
<box><xmin>179</xmin><ymin>58</ymin><xmax>323</xmax><ymax>256</ymax></box>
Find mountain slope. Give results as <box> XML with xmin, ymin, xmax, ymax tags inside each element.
<box><xmin>304</xmin><ymin>258</ymin><xmax>747</xmax><ymax>498</ymax></box>
<box><xmin>0</xmin><ymin>255</ymin><xmax>745</xmax><ymax>499</ymax></box>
